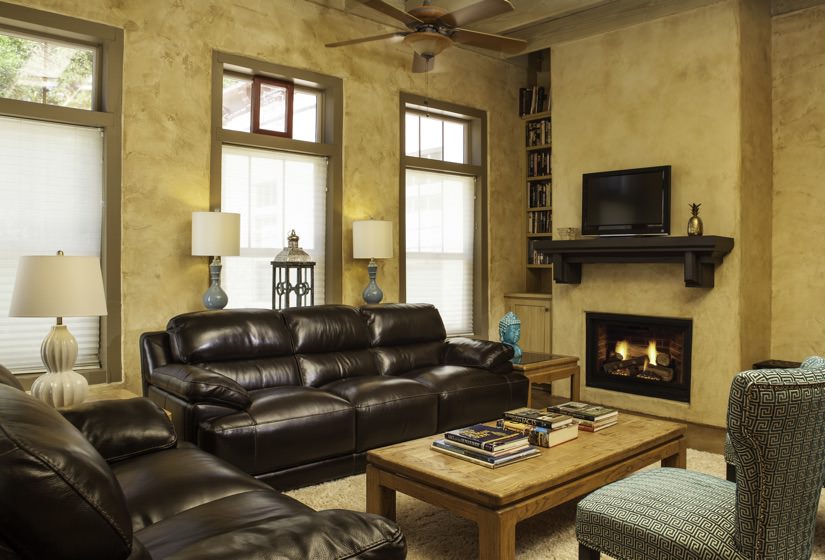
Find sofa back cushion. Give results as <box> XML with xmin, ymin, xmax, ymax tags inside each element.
<box><xmin>360</xmin><ymin>304</ymin><xmax>446</xmax><ymax>376</ymax></box>
<box><xmin>167</xmin><ymin>309</ymin><xmax>301</xmax><ymax>389</ymax></box>
<box><xmin>283</xmin><ymin>305</ymin><xmax>376</xmax><ymax>387</ymax></box>
<box><xmin>0</xmin><ymin>364</ymin><xmax>23</xmax><ymax>391</ymax></box>
<box><xmin>0</xmin><ymin>386</ymin><xmax>133</xmax><ymax>559</ymax></box>
<box><xmin>360</xmin><ymin>303</ymin><xmax>447</xmax><ymax>346</ymax></box>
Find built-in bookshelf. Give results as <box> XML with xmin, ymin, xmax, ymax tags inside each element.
<box><xmin>524</xmin><ymin>110</ymin><xmax>553</xmax><ymax>271</ymax></box>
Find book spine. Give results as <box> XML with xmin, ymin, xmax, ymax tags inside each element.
<box><xmin>444</xmin><ymin>432</ymin><xmax>496</xmax><ymax>452</ymax></box>
<box><xmin>502</xmin><ymin>412</ymin><xmax>558</xmax><ymax>430</ymax></box>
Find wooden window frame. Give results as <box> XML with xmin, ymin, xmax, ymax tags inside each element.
<box><xmin>251</xmin><ymin>76</ymin><xmax>294</xmax><ymax>138</ymax></box>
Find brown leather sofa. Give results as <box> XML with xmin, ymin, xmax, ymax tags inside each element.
<box><xmin>140</xmin><ymin>303</ymin><xmax>528</xmax><ymax>489</ymax></box>
<box><xmin>0</xmin><ymin>365</ymin><xmax>406</xmax><ymax>560</ymax></box>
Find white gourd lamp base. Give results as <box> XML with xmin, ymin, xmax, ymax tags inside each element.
<box><xmin>29</xmin><ymin>319</ymin><xmax>87</xmax><ymax>408</ymax></box>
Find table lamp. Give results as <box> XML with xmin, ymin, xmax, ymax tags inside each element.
<box><xmin>353</xmin><ymin>220</ymin><xmax>393</xmax><ymax>304</ymax></box>
<box><xmin>192</xmin><ymin>211</ymin><xmax>241</xmax><ymax>309</ymax></box>
<box><xmin>9</xmin><ymin>252</ymin><xmax>108</xmax><ymax>407</ymax></box>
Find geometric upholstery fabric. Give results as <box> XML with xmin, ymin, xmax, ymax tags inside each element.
<box><xmin>577</xmin><ymin>363</ymin><xmax>825</xmax><ymax>560</ymax></box>
<box><xmin>576</xmin><ymin>468</ymin><xmax>744</xmax><ymax>560</ymax></box>
<box><xmin>727</xmin><ymin>366</ymin><xmax>825</xmax><ymax>559</ymax></box>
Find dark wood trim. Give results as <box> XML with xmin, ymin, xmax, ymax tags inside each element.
<box><xmin>534</xmin><ymin>236</ymin><xmax>735</xmax><ymax>288</ymax></box>
<box><xmin>251</xmin><ymin>76</ymin><xmax>293</xmax><ymax>138</ymax></box>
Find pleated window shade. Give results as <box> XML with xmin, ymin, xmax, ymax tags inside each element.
<box><xmin>0</xmin><ymin>115</ymin><xmax>104</xmax><ymax>373</ymax></box>
<box><xmin>405</xmin><ymin>169</ymin><xmax>475</xmax><ymax>336</ymax></box>
<box><xmin>221</xmin><ymin>145</ymin><xmax>327</xmax><ymax>308</ymax></box>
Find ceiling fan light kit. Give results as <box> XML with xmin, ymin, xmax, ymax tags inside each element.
<box><xmin>403</xmin><ymin>31</ymin><xmax>451</xmax><ymax>57</ymax></box>
<box><xmin>326</xmin><ymin>0</ymin><xmax>526</xmax><ymax>73</ymax></box>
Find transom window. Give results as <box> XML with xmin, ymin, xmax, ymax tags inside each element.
<box><xmin>404</xmin><ymin>110</ymin><xmax>468</xmax><ymax>164</ymax></box>
<box><xmin>0</xmin><ymin>28</ymin><xmax>96</xmax><ymax>110</ymax></box>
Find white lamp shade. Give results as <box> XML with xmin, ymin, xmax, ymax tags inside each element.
<box><xmin>353</xmin><ymin>220</ymin><xmax>393</xmax><ymax>259</ymax></box>
<box><xmin>192</xmin><ymin>211</ymin><xmax>241</xmax><ymax>257</ymax></box>
<box><xmin>9</xmin><ymin>255</ymin><xmax>107</xmax><ymax>317</ymax></box>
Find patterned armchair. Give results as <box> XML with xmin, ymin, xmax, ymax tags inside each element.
<box><xmin>575</xmin><ymin>363</ymin><xmax>825</xmax><ymax>560</ymax></box>
<box><xmin>725</xmin><ymin>355</ymin><xmax>825</xmax><ymax>482</ymax></box>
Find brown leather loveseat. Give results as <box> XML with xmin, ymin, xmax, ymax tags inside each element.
<box><xmin>140</xmin><ymin>303</ymin><xmax>528</xmax><ymax>489</ymax></box>
<box><xmin>0</xmin><ymin>366</ymin><xmax>406</xmax><ymax>560</ymax></box>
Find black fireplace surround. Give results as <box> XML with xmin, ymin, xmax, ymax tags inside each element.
<box><xmin>586</xmin><ymin>312</ymin><xmax>692</xmax><ymax>403</ymax></box>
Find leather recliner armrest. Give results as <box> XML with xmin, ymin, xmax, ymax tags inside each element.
<box><xmin>443</xmin><ymin>337</ymin><xmax>514</xmax><ymax>370</ymax></box>
<box><xmin>149</xmin><ymin>364</ymin><xmax>252</xmax><ymax>410</ymax></box>
<box><xmin>61</xmin><ymin>398</ymin><xmax>177</xmax><ymax>463</ymax></box>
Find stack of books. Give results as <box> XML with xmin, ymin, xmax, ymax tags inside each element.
<box><xmin>431</xmin><ymin>423</ymin><xmax>540</xmax><ymax>468</ymax></box>
<box><xmin>546</xmin><ymin>401</ymin><xmax>619</xmax><ymax>432</ymax></box>
<box><xmin>499</xmin><ymin>407</ymin><xmax>578</xmax><ymax>447</ymax></box>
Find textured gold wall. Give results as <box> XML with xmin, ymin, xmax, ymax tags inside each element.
<box><xmin>551</xmin><ymin>1</ymin><xmax>745</xmax><ymax>426</ymax></box>
<box><xmin>771</xmin><ymin>5</ymin><xmax>825</xmax><ymax>359</ymax></box>
<box><xmin>11</xmin><ymin>0</ymin><xmax>525</xmax><ymax>393</ymax></box>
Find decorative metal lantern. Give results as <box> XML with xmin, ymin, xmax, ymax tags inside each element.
<box><xmin>271</xmin><ymin>230</ymin><xmax>315</xmax><ymax>309</ymax></box>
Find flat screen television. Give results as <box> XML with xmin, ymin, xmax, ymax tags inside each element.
<box><xmin>581</xmin><ymin>165</ymin><xmax>671</xmax><ymax>236</ymax></box>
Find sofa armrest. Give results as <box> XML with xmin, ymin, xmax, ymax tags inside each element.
<box><xmin>61</xmin><ymin>398</ymin><xmax>177</xmax><ymax>463</ymax></box>
<box><xmin>443</xmin><ymin>337</ymin><xmax>514</xmax><ymax>370</ymax></box>
<box><xmin>149</xmin><ymin>364</ymin><xmax>251</xmax><ymax>410</ymax></box>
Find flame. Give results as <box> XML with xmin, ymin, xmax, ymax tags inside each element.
<box><xmin>615</xmin><ymin>340</ymin><xmax>628</xmax><ymax>360</ymax></box>
<box><xmin>647</xmin><ymin>341</ymin><xmax>658</xmax><ymax>366</ymax></box>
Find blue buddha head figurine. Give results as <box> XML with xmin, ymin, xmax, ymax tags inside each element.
<box><xmin>498</xmin><ymin>311</ymin><xmax>522</xmax><ymax>364</ymax></box>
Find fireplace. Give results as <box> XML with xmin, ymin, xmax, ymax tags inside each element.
<box><xmin>585</xmin><ymin>312</ymin><xmax>692</xmax><ymax>403</ymax></box>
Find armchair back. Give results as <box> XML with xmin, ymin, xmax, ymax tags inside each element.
<box><xmin>728</xmin><ymin>365</ymin><xmax>825</xmax><ymax>558</ymax></box>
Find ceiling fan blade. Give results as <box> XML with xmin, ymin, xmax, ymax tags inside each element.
<box><xmin>411</xmin><ymin>52</ymin><xmax>435</xmax><ymax>73</ymax></box>
<box><xmin>326</xmin><ymin>31</ymin><xmax>407</xmax><ymax>48</ymax></box>
<box><xmin>358</xmin><ymin>0</ymin><xmax>423</xmax><ymax>27</ymax></box>
<box><xmin>440</xmin><ymin>0</ymin><xmax>514</xmax><ymax>28</ymax></box>
<box><xmin>450</xmin><ymin>28</ymin><xmax>526</xmax><ymax>54</ymax></box>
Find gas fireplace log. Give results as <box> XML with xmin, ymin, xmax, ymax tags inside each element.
<box><xmin>645</xmin><ymin>364</ymin><xmax>674</xmax><ymax>382</ymax></box>
<box><xmin>603</xmin><ymin>356</ymin><xmax>647</xmax><ymax>374</ymax></box>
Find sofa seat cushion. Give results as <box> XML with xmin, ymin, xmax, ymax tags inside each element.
<box><xmin>197</xmin><ymin>386</ymin><xmax>356</xmax><ymax>475</ymax></box>
<box><xmin>402</xmin><ymin>365</ymin><xmax>526</xmax><ymax>431</ymax></box>
<box><xmin>135</xmin><ymin>491</ymin><xmax>405</xmax><ymax>560</ymax></box>
<box><xmin>322</xmin><ymin>376</ymin><xmax>438</xmax><ymax>452</ymax></box>
<box><xmin>111</xmin><ymin>445</ymin><xmax>273</xmax><ymax>531</ymax></box>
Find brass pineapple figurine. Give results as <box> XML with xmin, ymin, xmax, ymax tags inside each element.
<box><xmin>687</xmin><ymin>203</ymin><xmax>703</xmax><ymax>236</ymax></box>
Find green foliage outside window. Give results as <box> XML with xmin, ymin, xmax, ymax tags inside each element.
<box><xmin>0</xmin><ymin>33</ymin><xmax>95</xmax><ymax>110</ymax></box>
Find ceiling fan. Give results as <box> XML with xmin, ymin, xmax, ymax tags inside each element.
<box><xmin>326</xmin><ymin>0</ymin><xmax>527</xmax><ymax>73</ymax></box>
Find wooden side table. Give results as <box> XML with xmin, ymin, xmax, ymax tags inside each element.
<box><xmin>511</xmin><ymin>353</ymin><xmax>580</xmax><ymax>407</ymax></box>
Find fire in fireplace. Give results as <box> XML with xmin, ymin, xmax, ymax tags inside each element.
<box><xmin>585</xmin><ymin>312</ymin><xmax>692</xmax><ymax>402</ymax></box>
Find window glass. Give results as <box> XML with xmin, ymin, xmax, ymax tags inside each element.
<box><xmin>405</xmin><ymin>113</ymin><xmax>419</xmax><ymax>157</ymax></box>
<box><xmin>256</xmin><ymin>79</ymin><xmax>289</xmax><ymax>134</ymax></box>
<box><xmin>222</xmin><ymin>74</ymin><xmax>252</xmax><ymax>132</ymax></box>
<box><xmin>443</xmin><ymin>120</ymin><xmax>465</xmax><ymax>164</ymax></box>
<box><xmin>404</xmin><ymin>111</ymin><xmax>467</xmax><ymax>164</ymax></box>
<box><xmin>405</xmin><ymin>169</ymin><xmax>474</xmax><ymax>335</ymax></box>
<box><xmin>419</xmin><ymin>115</ymin><xmax>443</xmax><ymax>160</ymax></box>
<box><xmin>0</xmin><ymin>30</ymin><xmax>96</xmax><ymax>110</ymax></box>
<box><xmin>0</xmin><ymin>116</ymin><xmax>103</xmax><ymax>371</ymax></box>
<box><xmin>221</xmin><ymin>145</ymin><xmax>326</xmax><ymax>309</ymax></box>
<box><xmin>293</xmin><ymin>89</ymin><xmax>319</xmax><ymax>142</ymax></box>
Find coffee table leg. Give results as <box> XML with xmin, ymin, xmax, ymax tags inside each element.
<box><xmin>478</xmin><ymin>509</ymin><xmax>517</xmax><ymax>560</ymax></box>
<box><xmin>661</xmin><ymin>437</ymin><xmax>687</xmax><ymax>469</ymax></box>
<box><xmin>366</xmin><ymin>464</ymin><xmax>397</xmax><ymax>521</ymax></box>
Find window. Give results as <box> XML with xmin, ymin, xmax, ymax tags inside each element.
<box><xmin>0</xmin><ymin>2</ymin><xmax>122</xmax><ymax>382</ymax></box>
<box><xmin>212</xmin><ymin>53</ymin><xmax>342</xmax><ymax>308</ymax></box>
<box><xmin>401</xmin><ymin>94</ymin><xmax>487</xmax><ymax>336</ymax></box>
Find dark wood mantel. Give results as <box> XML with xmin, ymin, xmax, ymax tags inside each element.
<box><xmin>533</xmin><ymin>235</ymin><xmax>735</xmax><ymax>288</ymax></box>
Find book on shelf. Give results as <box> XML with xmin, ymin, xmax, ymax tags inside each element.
<box><xmin>443</xmin><ymin>423</ymin><xmax>528</xmax><ymax>453</ymax></box>
<box><xmin>546</xmin><ymin>402</ymin><xmax>619</xmax><ymax>422</ymax></box>
<box><xmin>431</xmin><ymin>439</ymin><xmax>540</xmax><ymax>468</ymax></box>
<box><xmin>497</xmin><ymin>419</ymin><xmax>579</xmax><ymax>448</ymax></box>
<box><xmin>503</xmin><ymin>407</ymin><xmax>574</xmax><ymax>429</ymax></box>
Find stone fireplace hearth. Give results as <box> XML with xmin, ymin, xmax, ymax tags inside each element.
<box><xmin>585</xmin><ymin>312</ymin><xmax>692</xmax><ymax>403</ymax></box>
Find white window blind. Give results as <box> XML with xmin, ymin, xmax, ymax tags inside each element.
<box><xmin>221</xmin><ymin>145</ymin><xmax>327</xmax><ymax>308</ymax></box>
<box><xmin>0</xmin><ymin>116</ymin><xmax>103</xmax><ymax>372</ymax></box>
<box><xmin>405</xmin><ymin>169</ymin><xmax>475</xmax><ymax>335</ymax></box>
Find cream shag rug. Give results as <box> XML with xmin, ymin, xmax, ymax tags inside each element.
<box><xmin>286</xmin><ymin>449</ymin><xmax>825</xmax><ymax>559</ymax></box>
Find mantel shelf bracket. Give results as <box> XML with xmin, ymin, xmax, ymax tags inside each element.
<box><xmin>534</xmin><ymin>235</ymin><xmax>735</xmax><ymax>288</ymax></box>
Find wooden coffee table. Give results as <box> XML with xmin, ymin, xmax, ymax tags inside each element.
<box><xmin>366</xmin><ymin>413</ymin><xmax>686</xmax><ymax>560</ymax></box>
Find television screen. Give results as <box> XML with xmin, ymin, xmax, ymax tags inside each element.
<box><xmin>581</xmin><ymin>166</ymin><xmax>671</xmax><ymax>236</ymax></box>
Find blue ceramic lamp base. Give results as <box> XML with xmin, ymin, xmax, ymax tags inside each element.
<box><xmin>362</xmin><ymin>258</ymin><xmax>383</xmax><ymax>304</ymax></box>
<box><xmin>203</xmin><ymin>258</ymin><xmax>229</xmax><ymax>310</ymax></box>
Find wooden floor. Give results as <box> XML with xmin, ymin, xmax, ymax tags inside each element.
<box><xmin>531</xmin><ymin>386</ymin><xmax>726</xmax><ymax>454</ymax></box>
